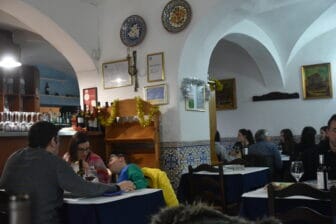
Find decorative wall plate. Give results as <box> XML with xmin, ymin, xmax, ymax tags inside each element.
<box><xmin>120</xmin><ymin>15</ymin><xmax>146</xmax><ymax>47</ymax></box>
<box><xmin>162</xmin><ymin>0</ymin><xmax>192</xmax><ymax>33</ymax></box>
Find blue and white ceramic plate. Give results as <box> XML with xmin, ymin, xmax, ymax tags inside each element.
<box><xmin>120</xmin><ymin>15</ymin><xmax>146</xmax><ymax>47</ymax></box>
<box><xmin>161</xmin><ymin>0</ymin><xmax>192</xmax><ymax>33</ymax></box>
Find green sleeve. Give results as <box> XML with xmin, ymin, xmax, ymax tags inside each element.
<box><xmin>127</xmin><ymin>164</ymin><xmax>148</xmax><ymax>189</ymax></box>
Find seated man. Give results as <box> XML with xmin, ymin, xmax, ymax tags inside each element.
<box><xmin>248</xmin><ymin>129</ymin><xmax>282</xmax><ymax>175</ymax></box>
<box><xmin>318</xmin><ymin>114</ymin><xmax>336</xmax><ymax>179</ymax></box>
<box><xmin>108</xmin><ymin>153</ymin><xmax>148</xmax><ymax>189</ymax></box>
<box><xmin>0</xmin><ymin>121</ymin><xmax>135</xmax><ymax>224</ymax></box>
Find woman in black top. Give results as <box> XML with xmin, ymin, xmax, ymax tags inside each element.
<box><xmin>230</xmin><ymin>129</ymin><xmax>254</xmax><ymax>158</ymax></box>
<box><xmin>279</xmin><ymin>129</ymin><xmax>297</xmax><ymax>156</ymax></box>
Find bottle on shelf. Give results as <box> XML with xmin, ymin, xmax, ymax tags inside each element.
<box><xmin>77</xmin><ymin>159</ymin><xmax>85</xmax><ymax>178</ymax></box>
<box><xmin>44</xmin><ymin>82</ymin><xmax>50</xmax><ymax>95</ymax></box>
<box><xmin>317</xmin><ymin>154</ymin><xmax>328</xmax><ymax>190</ymax></box>
<box><xmin>76</xmin><ymin>106</ymin><xmax>85</xmax><ymax>129</ymax></box>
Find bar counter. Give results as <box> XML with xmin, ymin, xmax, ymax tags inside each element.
<box><xmin>0</xmin><ymin>129</ymin><xmax>106</xmax><ymax>175</ymax></box>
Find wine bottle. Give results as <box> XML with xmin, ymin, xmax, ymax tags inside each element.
<box><xmin>317</xmin><ymin>154</ymin><xmax>328</xmax><ymax>190</ymax></box>
<box><xmin>77</xmin><ymin>159</ymin><xmax>85</xmax><ymax>177</ymax></box>
<box><xmin>76</xmin><ymin>107</ymin><xmax>85</xmax><ymax>128</ymax></box>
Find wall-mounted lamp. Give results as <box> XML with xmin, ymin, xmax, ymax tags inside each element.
<box><xmin>0</xmin><ymin>29</ymin><xmax>22</xmax><ymax>69</ymax></box>
<box><xmin>127</xmin><ymin>47</ymin><xmax>138</xmax><ymax>92</ymax></box>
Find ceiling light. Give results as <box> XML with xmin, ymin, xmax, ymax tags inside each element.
<box><xmin>0</xmin><ymin>29</ymin><xmax>22</xmax><ymax>69</ymax></box>
<box><xmin>0</xmin><ymin>56</ymin><xmax>22</xmax><ymax>69</ymax></box>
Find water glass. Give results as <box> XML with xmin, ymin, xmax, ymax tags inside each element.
<box><xmin>290</xmin><ymin>161</ymin><xmax>304</xmax><ymax>182</ymax></box>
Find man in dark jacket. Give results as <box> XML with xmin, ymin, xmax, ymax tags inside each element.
<box><xmin>0</xmin><ymin>121</ymin><xmax>135</xmax><ymax>224</ymax></box>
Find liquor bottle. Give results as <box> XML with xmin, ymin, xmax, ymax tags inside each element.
<box><xmin>44</xmin><ymin>82</ymin><xmax>50</xmax><ymax>95</ymax></box>
<box><xmin>317</xmin><ymin>154</ymin><xmax>328</xmax><ymax>190</ymax></box>
<box><xmin>77</xmin><ymin>159</ymin><xmax>85</xmax><ymax>178</ymax></box>
<box><xmin>76</xmin><ymin>107</ymin><xmax>85</xmax><ymax>129</ymax></box>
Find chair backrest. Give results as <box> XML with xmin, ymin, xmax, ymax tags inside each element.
<box><xmin>0</xmin><ymin>189</ymin><xmax>8</xmax><ymax>224</ymax></box>
<box><xmin>187</xmin><ymin>164</ymin><xmax>226</xmax><ymax>212</ymax></box>
<box><xmin>224</xmin><ymin>158</ymin><xmax>246</xmax><ymax>165</ymax></box>
<box><xmin>267</xmin><ymin>182</ymin><xmax>336</xmax><ymax>224</ymax></box>
<box><xmin>245</xmin><ymin>154</ymin><xmax>274</xmax><ymax>178</ymax></box>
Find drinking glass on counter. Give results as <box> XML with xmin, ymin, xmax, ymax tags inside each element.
<box><xmin>290</xmin><ymin>161</ymin><xmax>304</xmax><ymax>182</ymax></box>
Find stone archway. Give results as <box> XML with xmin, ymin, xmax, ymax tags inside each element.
<box><xmin>0</xmin><ymin>0</ymin><xmax>97</xmax><ymax>79</ymax></box>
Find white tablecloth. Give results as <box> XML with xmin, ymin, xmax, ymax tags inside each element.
<box><xmin>64</xmin><ymin>188</ymin><xmax>162</xmax><ymax>205</ymax></box>
<box><xmin>193</xmin><ymin>166</ymin><xmax>269</xmax><ymax>176</ymax></box>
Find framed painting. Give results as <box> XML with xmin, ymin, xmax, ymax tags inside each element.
<box><xmin>144</xmin><ymin>84</ymin><xmax>168</xmax><ymax>105</ymax></box>
<box><xmin>147</xmin><ymin>52</ymin><xmax>165</xmax><ymax>82</ymax></box>
<box><xmin>185</xmin><ymin>84</ymin><xmax>206</xmax><ymax>111</ymax></box>
<box><xmin>216</xmin><ymin>78</ymin><xmax>237</xmax><ymax>110</ymax></box>
<box><xmin>301</xmin><ymin>63</ymin><xmax>332</xmax><ymax>99</ymax></box>
<box><xmin>83</xmin><ymin>87</ymin><xmax>97</xmax><ymax>111</ymax></box>
<box><xmin>102</xmin><ymin>59</ymin><xmax>132</xmax><ymax>89</ymax></box>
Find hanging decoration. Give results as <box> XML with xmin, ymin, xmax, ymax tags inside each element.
<box><xmin>98</xmin><ymin>99</ymin><xmax>119</xmax><ymax>126</ymax></box>
<box><xmin>181</xmin><ymin>78</ymin><xmax>211</xmax><ymax>101</ymax></box>
<box><xmin>97</xmin><ymin>97</ymin><xmax>160</xmax><ymax>127</ymax></box>
<box><xmin>135</xmin><ymin>97</ymin><xmax>160</xmax><ymax>127</ymax></box>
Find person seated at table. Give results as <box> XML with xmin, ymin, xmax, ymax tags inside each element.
<box><xmin>63</xmin><ymin>131</ymin><xmax>110</xmax><ymax>183</ymax></box>
<box><xmin>0</xmin><ymin>121</ymin><xmax>135</xmax><ymax>224</ymax></box>
<box><xmin>318</xmin><ymin>114</ymin><xmax>336</xmax><ymax>179</ymax></box>
<box><xmin>229</xmin><ymin>129</ymin><xmax>255</xmax><ymax>159</ymax></box>
<box><xmin>249</xmin><ymin>129</ymin><xmax>282</xmax><ymax>173</ymax></box>
<box><xmin>108</xmin><ymin>153</ymin><xmax>148</xmax><ymax>189</ymax></box>
<box><xmin>278</xmin><ymin>128</ymin><xmax>297</xmax><ymax>156</ymax></box>
<box><xmin>214</xmin><ymin>130</ymin><xmax>235</xmax><ymax>162</ymax></box>
<box><xmin>150</xmin><ymin>202</ymin><xmax>281</xmax><ymax>224</ymax></box>
<box><xmin>319</xmin><ymin>125</ymin><xmax>328</xmax><ymax>143</ymax></box>
<box><xmin>293</xmin><ymin>126</ymin><xmax>318</xmax><ymax>181</ymax></box>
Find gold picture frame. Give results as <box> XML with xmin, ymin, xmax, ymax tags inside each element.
<box><xmin>102</xmin><ymin>59</ymin><xmax>132</xmax><ymax>89</ymax></box>
<box><xmin>147</xmin><ymin>52</ymin><xmax>165</xmax><ymax>82</ymax></box>
<box><xmin>185</xmin><ymin>84</ymin><xmax>206</xmax><ymax>112</ymax></box>
<box><xmin>216</xmin><ymin>78</ymin><xmax>237</xmax><ymax>110</ymax></box>
<box><xmin>144</xmin><ymin>84</ymin><xmax>168</xmax><ymax>105</ymax></box>
<box><xmin>301</xmin><ymin>63</ymin><xmax>332</xmax><ymax>99</ymax></box>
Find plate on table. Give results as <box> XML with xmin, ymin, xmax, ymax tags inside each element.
<box><xmin>268</xmin><ymin>182</ymin><xmax>293</xmax><ymax>190</ymax></box>
<box><xmin>102</xmin><ymin>191</ymin><xmax>122</xmax><ymax>197</ymax></box>
<box><xmin>161</xmin><ymin>0</ymin><xmax>192</xmax><ymax>33</ymax></box>
<box><xmin>224</xmin><ymin>164</ymin><xmax>245</xmax><ymax>171</ymax></box>
<box><xmin>120</xmin><ymin>15</ymin><xmax>146</xmax><ymax>47</ymax></box>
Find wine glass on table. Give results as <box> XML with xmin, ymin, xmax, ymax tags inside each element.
<box><xmin>290</xmin><ymin>161</ymin><xmax>304</xmax><ymax>182</ymax></box>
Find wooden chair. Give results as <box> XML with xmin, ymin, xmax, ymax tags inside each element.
<box><xmin>224</xmin><ymin>158</ymin><xmax>246</xmax><ymax>165</ymax></box>
<box><xmin>0</xmin><ymin>189</ymin><xmax>9</xmax><ymax>224</ymax></box>
<box><xmin>245</xmin><ymin>154</ymin><xmax>275</xmax><ymax>180</ymax></box>
<box><xmin>267</xmin><ymin>182</ymin><xmax>336</xmax><ymax>224</ymax></box>
<box><xmin>187</xmin><ymin>164</ymin><xmax>238</xmax><ymax>215</ymax></box>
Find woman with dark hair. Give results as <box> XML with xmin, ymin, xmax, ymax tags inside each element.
<box><xmin>214</xmin><ymin>131</ymin><xmax>235</xmax><ymax>162</ymax></box>
<box><xmin>319</xmin><ymin>126</ymin><xmax>328</xmax><ymax>143</ymax></box>
<box><xmin>279</xmin><ymin>129</ymin><xmax>296</xmax><ymax>156</ymax></box>
<box><xmin>63</xmin><ymin>131</ymin><xmax>110</xmax><ymax>183</ymax></box>
<box><xmin>230</xmin><ymin>129</ymin><xmax>254</xmax><ymax>158</ymax></box>
<box><xmin>293</xmin><ymin>126</ymin><xmax>318</xmax><ymax>180</ymax></box>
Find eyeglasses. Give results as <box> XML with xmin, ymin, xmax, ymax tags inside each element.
<box><xmin>78</xmin><ymin>147</ymin><xmax>90</xmax><ymax>152</ymax></box>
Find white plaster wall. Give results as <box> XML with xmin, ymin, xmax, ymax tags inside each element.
<box><xmin>96</xmin><ymin>0</ymin><xmax>220</xmax><ymax>142</ymax></box>
<box><xmin>214</xmin><ymin>29</ymin><xmax>336</xmax><ymax>138</ymax></box>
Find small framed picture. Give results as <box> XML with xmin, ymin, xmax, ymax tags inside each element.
<box><xmin>147</xmin><ymin>52</ymin><xmax>165</xmax><ymax>82</ymax></box>
<box><xmin>216</xmin><ymin>78</ymin><xmax>237</xmax><ymax>110</ymax></box>
<box><xmin>301</xmin><ymin>63</ymin><xmax>333</xmax><ymax>99</ymax></box>
<box><xmin>144</xmin><ymin>84</ymin><xmax>168</xmax><ymax>105</ymax></box>
<box><xmin>83</xmin><ymin>87</ymin><xmax>97</xmax><ymax>111</ymax></box>
<box><xmin>185</xmin><ymin>84</ymin><xmax>206</xmax><ymax>111</ymax></box>
<box><xmin>102</xmin><ymin>59</ymin><xmax>132</xmax><ymax>89</ymax></box>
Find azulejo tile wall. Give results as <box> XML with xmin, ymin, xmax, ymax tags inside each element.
<box><xmin>160</xmin><ymin>141</ymin><xmax>210</xmax><ymax>190</ymax></box>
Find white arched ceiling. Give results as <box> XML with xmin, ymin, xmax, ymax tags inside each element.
<box><xmin>224</xmin><ymin>20</ymin><xmax>283</xmax><ymax>88</ymax></box>
<box><xmin>0</xmin><ymin>0</ymin><xmax>96</xmax><ymax>77</ymax></box>
<box><xmin>287</xmin><ymin>2</ymin><xmax>336</xmax><ymax>66</ymax></box>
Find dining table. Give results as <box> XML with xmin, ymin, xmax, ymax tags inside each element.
<box><xmin>177</xmin><ymin>166</ymin><xmax>270</xmax><ymax>204</ymax></box>
<box><xmin>62</xmin><ymin>188</ymin><xmax>165</xmax><ymax>224</ymax></box>
<box><xmin>239</xmin><ymin>181</ymin><xmax>334</xmax><ymax>221</ymax></box>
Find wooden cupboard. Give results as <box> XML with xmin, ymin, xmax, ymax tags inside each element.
<box><xmin>104</xmin><ymin>99</ymin><xmax>161</xmax><ymax>168</ymax></box>
<box><xmin>0</xmin><ymin>65</ymin><xmax>40</xmax><ymax>112</ymax></box>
